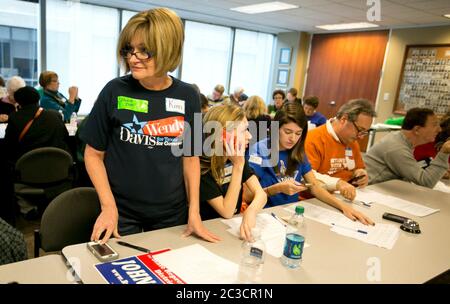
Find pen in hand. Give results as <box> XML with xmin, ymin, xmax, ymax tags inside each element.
<box><xmin>117</xmin><ymin>241</ymin><xmax>152</xmax><ymax>253</ymax></box>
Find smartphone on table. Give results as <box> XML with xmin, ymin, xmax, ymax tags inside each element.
<box><xmin>87</xmin><ymin>241</ymin><xmax>119</xmax><ymax>262</ymax></box>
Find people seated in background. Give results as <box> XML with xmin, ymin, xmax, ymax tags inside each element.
<box><xmin>200</xmin><ymin>104</ymin><xmax>267</xmax><ymax>241</ymax></box>
<box><xmin>248</xmin><ymin>102</ymin><xmax>373</xmax><ymax>225</ymax></box>
<box><xmin>207</xmin><ymin>84</ymin><xmax>230</xmax><ymax>107</ymax></box>
<box><xmin>4</xmin><ymin>86</ymin><xmax>69</xmax><ymax>163</ymax></box>
<box><xmin>229</xmin><ymin>87</ymin><xmax>245</xmax><ymax>106</ymax></box>
<box><xmin>303</xmin><ymin>95</ymin><xmax>327</xmax><ymax>127</ymax></box>
<box><xmin>286</xmin><ymin>87</ymin><xmax>302</xmax><ymax>104</ymax></box>
<box><xmin>305</xmin><ymin>99</ymin><xmax>376</xmax><ymax>200</ymax></box>
<box><xmin>243</xmin><ymin>95</ymin><xmax>271</xmax><ymax>145</ymax></box>
<box><xmin>267</xmin><ymin>89</ymin><xmax>285</xmax><ymax>117</ymax></box>
<box><xmin>39</xmin><ymin>71</ymin><xmax>81</xmax><ymax>122</ymax></box>
<box><xmin>414</xmin><ymin>111</ymin><xmax>450</xmax><ymax>179</ymax></box>
<box><xmin>365</xmin><ymin>108</ymin><xmax>450</xmax><ymax>188</ymax></box>
<box><xmin>0</xmin><ymin>76</ymin><xmax>26</xmax><ymax>123</ymax></box>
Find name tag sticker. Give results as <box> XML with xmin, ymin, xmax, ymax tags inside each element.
<box><xmin>117</xmin><ymin>96</ymin><xmax>148</xmax><ymax>113</ymax></box>
<box><xmin>249</xmin><ymin>155</ymin><xmax>262</xmax><ymax>165</ymax></box>
<box><xmin>165</xmin><ymin>98</ymin><xmax>185</xmax><ymax>114</ymax></box>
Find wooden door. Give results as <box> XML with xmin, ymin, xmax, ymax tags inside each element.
<box><xmin>304</xmin><ymin>30</ymin><xmax>389</xmax><ymax>150</ymax></box>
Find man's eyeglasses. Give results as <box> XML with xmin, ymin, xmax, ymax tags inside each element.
<box><xmin>351</xmin><ymin>120</ymin><xmax>369</xmax><ymax>137</ymax></box>
<box><xmin>119</xmin><ymin>48</ymin><xmax>154</xmax><ymax>60</ymax></box>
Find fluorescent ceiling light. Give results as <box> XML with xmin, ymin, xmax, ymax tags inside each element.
<box><xmin>443</xmin><ymin>14</ymin><xmax>450</xmax><ymax>19</ymax></box>
<box><xmin>230</xmin><ymin>1</ymin><xmax>299</xmax><ymax>14</ymax></box>
<box><xmin>316</xmin><ymin>22</ymin><xmax>379</xmax><ymax>30</ymax></box>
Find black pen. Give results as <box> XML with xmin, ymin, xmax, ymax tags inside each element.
<box><xmin>117</xmin><ymin>241</ymin><xmax>152</xmax><ymax>253</ymax></box>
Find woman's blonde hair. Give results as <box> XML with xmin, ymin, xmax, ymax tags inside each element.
<box><xmin>117</xmin><ymin>8</ymin><xmax>184</xmax><ymax>77</ymax></box>
<box><xmin>243</xmin><ymin>95</ymin><xmax>267</xmax><ymax>119</ymax></box>
<box><xmin>39</xmin><ymin>71</ymin><xmax>57</xmax><ymax>88</ymax></box>
<box><xmin>201</xmin><ymin>104</ymin><xmax>245</xmax><ymax>185</ymax></box>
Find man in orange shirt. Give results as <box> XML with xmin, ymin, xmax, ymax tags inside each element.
<box><xmin>305</xmin><ymin>99</ymin><xmax>376</xmax><ymax>200</ymax></box>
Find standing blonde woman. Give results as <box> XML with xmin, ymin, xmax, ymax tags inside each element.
<box><xmin>200</xmin><ymin>104</ymin><xmax>267</xmax><ymax>240</ymax></box>
<box><xmin>81</xmin><ymin>8</ymin><xmax>219</xmax><ymax>243</ymax></box>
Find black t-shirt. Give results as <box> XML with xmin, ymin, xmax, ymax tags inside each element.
<box><xmin>80</xmin><ymin>75</ymin><xmax>201</xmax><ymax>221</ymax></box>
<box><xmin>200</xmin><ymin>159</ymin><xmax>254</xmax><ymax>220</ymax></box>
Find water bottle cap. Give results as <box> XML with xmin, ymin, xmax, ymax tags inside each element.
<box><xmin>295</xmin><ymin>205</ymin><xmax>304</xmax><ymax>214</ymax></box>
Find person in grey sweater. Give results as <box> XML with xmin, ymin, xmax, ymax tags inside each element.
<box><xmin>365</xmin><ymin>108</ymin><xmax>450</xmax><ymax>188</ymax></box>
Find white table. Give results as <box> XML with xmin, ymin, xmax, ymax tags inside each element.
<box><xmin>62</xmin><ymin>180</ymin><xmax>450</xmax><ymax>284</ymax></box>
<box><xmin>0</xmin><ymin>254</ymin><xmax>74</xmax><ymax>284</ymax></box>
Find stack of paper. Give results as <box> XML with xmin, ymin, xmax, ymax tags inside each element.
<box><xmin>221</xmin><ymin>213</ymin><xmax>309</xmax><ymax>258</ymax></box>
<box><xmin>355</xmin><ymin>188</ymin><xmax>439</xmax><ymax>217</ymax></box>
<box><xmin>153</xmin><ymin>244</ymin><xmax>239</xmax><ymax>284</ymax></box>
<box><xmin>284</xmin><ymin>202</ymin><xmax>400</xmax><ymax>250</ymax></box>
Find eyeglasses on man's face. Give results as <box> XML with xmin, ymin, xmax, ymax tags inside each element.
<box><xmin>351</xmin><ymin>120</ymin><xmax>369</xmax><ymax>137</ymax></box>
<box><xmin>119</xmin><ymin>47</ymin><xmax>154</xmax><ymax>60</ymax></box>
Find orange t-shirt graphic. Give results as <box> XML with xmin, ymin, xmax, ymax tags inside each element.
<box><xmin>305</xmin><ymin>124</ymin><xmax>365</xmax><ymax>181</ymax></box>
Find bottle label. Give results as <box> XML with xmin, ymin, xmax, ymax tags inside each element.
<box><xmin>250</xmin><ymin>247</ymin><xmax>263</xmax><ymax>260</ymax></box>
<box><xmin>283</xmin><ymin>233</ymin><xmax>304</xmax><ymax>260</ymax></box>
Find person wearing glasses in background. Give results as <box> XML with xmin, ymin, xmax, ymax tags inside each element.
<box><xmin>304</xmin><ymin>99</ymin><xmax>376</xmax><ymax>201</ymax></box>
<box><xmin>80</xmin><ymin>8</ymin><xmax>219</xmax><ymax>244</ymax></box>
<box><xmin>39</xmin><ymin>71</ymin><xmax>81</xmax><ymax>122</ymax></box>
<box><xmin>365</xmin><ymin>108</ymin><xmax>450</xmax><ymax>188</ymax></box>
<box><xmin>268</xmin><ymin>89</ymin><xmax>286</xmax><ymax>118</ymax></box>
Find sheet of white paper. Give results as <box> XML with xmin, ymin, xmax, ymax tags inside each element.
<box><xmin>222</xmin><ymin>213</ymin><xmax>309</xmax><ymax>258</ymax></box>
<box><xmin>284</xmin><ymin>202</ymin><xmax>400</xmax><ymax>249</ymax></box>
<box><xmin>433</xmin><ymin>181</ymin><xmax>450</xmax><ymax>194</ymax></box>
<box><xmin>355</xmin><ymin>188</ymin><xmax>439</xmax><ymax>217</ymax></box>
<box><xmin>153</xmin><ymin>244</ymin><xmax>239</xmax><ymax>284</ymax></box>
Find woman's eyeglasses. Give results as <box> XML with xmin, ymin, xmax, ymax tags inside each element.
<box><xmin>119</xmin><ymin>48</ymin><xmax>154</xmax><ymax>60</ymax></box>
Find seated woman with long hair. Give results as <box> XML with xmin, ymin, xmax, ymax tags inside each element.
<box><xmin>248</xmin><ymin>102</ymin><xmax>373</xmax><ymax>225</ymax></box>
<box><xmin>200</xmin><ymin>104</ymin><xmax>267</xmax><ymax>241</ymax></box>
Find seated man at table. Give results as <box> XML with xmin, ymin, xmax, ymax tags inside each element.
<box><xmin>365</xmin><ymin>108</ymin><xmax>450</xmax><ymax>188</ymax></box>
<box><xmin>4</xmin><ymin>86</ymin><xmax>69</xmax><ymax>162</ymax></box>
<box><xmin>305</xmin><ymin>99</ymin><xmax>376</xmax><ymax>200</ymax></box>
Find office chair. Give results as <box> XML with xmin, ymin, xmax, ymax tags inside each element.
<box><xmin>34</xmin><ymin>187</ymin><xmax>101</xmax><ymax>257</ymax></box>
<box><xmin>14</xmin><ymin>147</ymin><xmax>74</xmax><ymax>214</ymax></box>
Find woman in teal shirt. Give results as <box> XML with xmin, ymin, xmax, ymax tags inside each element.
<box><xmin>39</xmin><ymin>71</ymin><xmax>81</xmax><ymax>122</ymax></box>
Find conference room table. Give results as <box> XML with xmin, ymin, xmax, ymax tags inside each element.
<box><xmin>0</xmin><ymin>254</ymin><xmax>73</xmax><ymax>284</ymax></box>
<box><xmin>61</xmin><ymin>179</ymin><xmax>450</xmax><ymax>284</ymax></box>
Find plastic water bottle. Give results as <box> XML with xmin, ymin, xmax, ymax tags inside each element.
<box><xmin>237</xmin><ymin>227</ymin><xmax>265</xmax><ymax>283</ymax></box>
<box><xmin>281</xmin><ymin>205</ymin><xmax>307</xmax><ymax>269</ymax></box>
<box><xmin>70</xmin><ymin>112</ymin><xmax>78</xmax><ymax>127</ymax></box>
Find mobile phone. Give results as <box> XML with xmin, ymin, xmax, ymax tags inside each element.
<box><xmin>87</xmin><ymin>241</ymin><xmax>119</xmax><ymax>262</ymax></box>
<box><xmin>222</xmin><ymin>130</ymin><xmax>238</xmax><ymax>149</ymax></box>
<box><xmin>348</xmin><ymin>174</ymin><xmax>365</xmax><ymax>185</ymax></box>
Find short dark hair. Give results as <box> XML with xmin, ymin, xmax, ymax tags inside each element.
<box><xmin>0</xmin><ymin>76</ymin><xmax>5</xmax><ymax>87</ymax></box>
<box><xmin>303</xmin><ymin>96</ymin><xmax>319</xmax><ymax>108</ymax></box>
<box><xmin>272</xmin><ymin>89</ymin><xmax>285</xmax><ymax>100</ymax></box>
<box><xmin>200</xmin><ymin>93</ymin><xmax>208</xmax><ymax>109</ymax></box>
<box><xmin>14</xmin><ymin>86</ymin><xmax>40</xmax><ymax>106</ymax></box>
<box><xmin>402</xmin><ymin>108</ymin><xmax>435</xmax><ymax>130</ymax></box>
<box><xmin>288</xmin><ymin>87</ymin><xmax>298</xmax><ymax>97</ymax></box>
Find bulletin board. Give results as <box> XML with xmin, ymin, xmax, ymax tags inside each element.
<box><xmin>394</xmin><ymin>44</ymin><xmax>450</xmax><ymax>115</ymax></box>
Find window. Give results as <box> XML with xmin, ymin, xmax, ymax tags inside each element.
<box><xmin>0</xmin><ymin>0</ymin><xmax>38</xmax><ymax>86</ymax></box>
<box><xmin>229</xmin><ymin>29</ymin><xmax>274</xmax><ymax>102</ymax></box>
<box><xmin>181</xmin><ymin>21</ymin><xmax>232</xmax><ymax>96</ymax></box>
<box><xmin>46</xmin><ymin>0</ymin><xmax>119</xmax><ymax>114</ymax></box>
